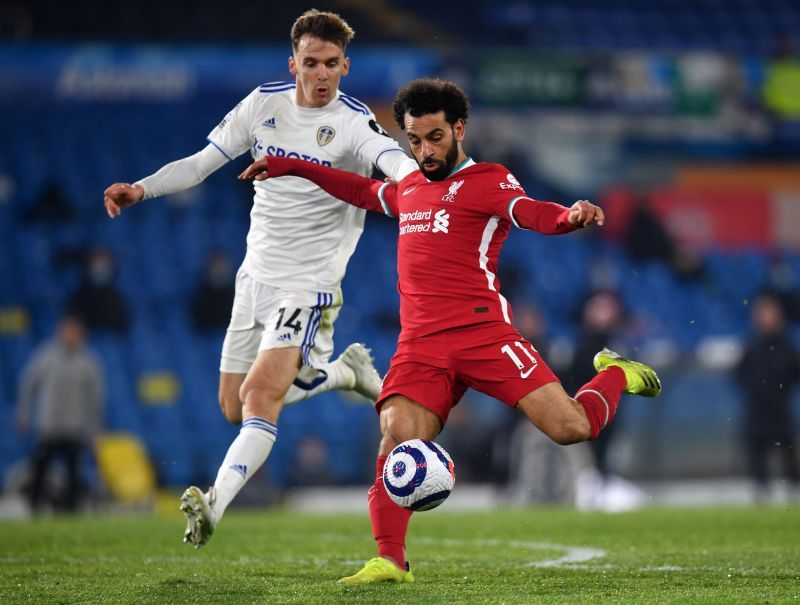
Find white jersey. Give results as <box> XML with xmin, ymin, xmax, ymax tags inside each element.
<box><xmin>208</xmin><ymin>81</ymin><xmax>407</xmax><ymax>292</ymax></box>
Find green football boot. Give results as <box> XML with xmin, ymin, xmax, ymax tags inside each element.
<box><xmin>338</xmin><ymin>557</ymin><xmax>414</xmax><ymax>585</ymax></box>
<box><xmin>593</xmin><ymin>348</ymin><xmax>662</xmax><ymax>397</ymax></box>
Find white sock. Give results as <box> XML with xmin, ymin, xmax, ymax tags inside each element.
<box><xmin>212</xmin><ymin>417</ymin><xmax>277</xmax><ymax>520</ymax></box>
<box><xmin>284</xmin><ymin>358</ymin><xmax>355</xmax><ymax>404</ymax></box>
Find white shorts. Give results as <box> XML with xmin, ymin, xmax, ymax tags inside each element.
<box><xmin>220</xmin><ymin>267</ymin><xmax>341</xmax><ymax>382</ymax></box>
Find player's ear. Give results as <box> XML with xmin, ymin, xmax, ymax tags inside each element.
<box><xmin>288</xmin><ymin>55</ymin><xmax>297</xmax><ymax>76</ymax></box>
<box><xmin>341</xmin><ymin>56</ymin><xmax>350</xmax><ymax>77</ymax></box>
<box><xmin>453</xmin><ymin>119</ymin><xmax>466</xmax><ymax>142</ymax></box>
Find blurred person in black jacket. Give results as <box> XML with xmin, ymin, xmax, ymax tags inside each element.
<box><xmin>735</xmin><ymin>291</ymin><xmax>800</xmax><ymax>500</ymax></box>
<box><xmin>625</xmin><ymin>198</ymin><xmax>706</xmax><ymax>283</ymax></box>
<box><xmin>562</xmin><ymin>289</ymin><xmax>627</xmax><ymax>480</ymax></box>
<box><xmin>68</xmin><ymin>247</ymin><xmax>129</xmax><ymax>333</ymax></box>
<box><xmin>191</xmin><ymin>251</ymin><xmax>236</xmax><ymax>331</ymax></box>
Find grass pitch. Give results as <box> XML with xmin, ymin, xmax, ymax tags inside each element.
<box><xmin>1</xmin><ymin>503</ymin><xmax>798</xmax><ymax>604</ymax></box>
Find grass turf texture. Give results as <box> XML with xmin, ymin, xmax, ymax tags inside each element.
<box><xmin>1</xmin><ymin>505</ymin><xmax>798</xmax><ymax>604</ymax></box>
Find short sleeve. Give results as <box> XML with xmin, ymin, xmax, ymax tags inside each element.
<box><xmin>206</xmin><ymin>88</ymin><xmax>257</xmax><ymax>161</ymax></box>
<box><xmin>486</xmin><ymin>165</ymin><xmax>574</xmax><ymax>234</ymax></box>
<box><xmin>376</xmin><ymin>181</ymin><xmax>399</xmax><ymax>218</ymax></box>
<box><xmin>348</xmin><ymin>109</ymin><xmax>407</xmax><ymax>175</ymax></box>
<box><xmin>485</xmin><ymin>167</ymin><xmax>530</xmax><ymax>225</ymax></box>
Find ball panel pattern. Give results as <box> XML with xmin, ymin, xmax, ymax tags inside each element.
<box><xmin>382</xmin><ymin>439</ymin><xmax>455</xmax><ymax>511</ymax></box>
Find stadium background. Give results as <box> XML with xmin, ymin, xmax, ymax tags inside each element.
<box><xmin>0</xmin><ymin>0</ymin><xmax>799</xmax><ymax>509</ymax></box>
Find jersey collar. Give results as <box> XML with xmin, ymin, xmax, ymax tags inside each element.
<box><xmin>449</xmin><ymin>156</ymin><xmax>475</xmax><ymax>176</ymax></box>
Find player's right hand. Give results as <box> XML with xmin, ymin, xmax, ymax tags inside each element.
<box><xmin>104</xmin><ymin>183</ymin><xmax>144</xmax><ymax>219</ymax></box>
<box><xmin>238</xmin><ymin>158</ymin><xmax>270</xmax><ymax>181</ymax></box>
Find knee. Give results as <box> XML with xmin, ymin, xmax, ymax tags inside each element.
<box><xmin>239</xmin><ymin>382</ymin><xmax>262</xmax><ymax>408</ymax></box>
<box><xmin>239</xmin><ymin>382</ymin><xmax>282</xmax><ymax>419</ymax></box>
<box><xmin>381</xmin><ymin>418</ymin><xmax>417</xmax><ymax>449</ymax></box>
<box><xmin>218</xmin><ymin>390</ymin><xmax>242</xmax><ymax>425</ymax></box>
<box><xmin>378</xmin><ymin>399</ymin><xmax>441</xmax><ymax>454</ymax></box>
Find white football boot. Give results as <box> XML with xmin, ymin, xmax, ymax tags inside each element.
<box><xmin>340</xmin><ymin>343</ymin><xmax>383</xmax><ymax>402</ymax></box>
<box><xmin>180</xmin><ymin>486</ymin><xmax>218</xmax><ymax>549</ymax></box>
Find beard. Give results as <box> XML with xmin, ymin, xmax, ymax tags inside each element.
<box><xmin>417</xmin><ymin>136</ymin><xmax>459</xmax><ymax>182</ymax></box>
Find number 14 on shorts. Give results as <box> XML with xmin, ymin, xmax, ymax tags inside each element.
<box><xmin>501</xmin><ymin>341</ymin><xmax>539</xmax><ymax>378</ymax></box>
<box><xmin>275</xmin><ymin>307</ymin><xmax>303</xmax><ymax>335</ymax></box>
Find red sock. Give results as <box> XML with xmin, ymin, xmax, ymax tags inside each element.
<box><xmin>368</xmin><ymin>455</ymin><xmax>412</xmax><ymax>569</ymax></box>
<box><xmin>574</xmin><ymin>366</ymin><xmax>627</xmax><ymax>439</ymax></box>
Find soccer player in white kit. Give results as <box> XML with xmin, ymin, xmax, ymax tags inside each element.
<box><xmin>103</xmin><ymin>10</ymin><xmax>418</xmax><ymax>547</ymax></box>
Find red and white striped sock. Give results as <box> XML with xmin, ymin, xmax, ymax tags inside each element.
<box><xmin>574</xmin><ymin>366</ymin><xmax>627</xmax><ymax>439</ymax></box>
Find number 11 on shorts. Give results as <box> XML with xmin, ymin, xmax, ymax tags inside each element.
<box><xmin>500</xmin><ymin>341</ymin><xmax>539</xmax><ymax>378</ymax></box>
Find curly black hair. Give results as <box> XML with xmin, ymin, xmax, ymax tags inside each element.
<box><xmin>392</xmin><ymin>78</ymin><xmax>470</xmax><ymax>130</ymax></box>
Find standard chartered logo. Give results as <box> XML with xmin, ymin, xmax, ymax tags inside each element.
<box><xmin>397</xmin><ymin>208</ymin><xmax>450</xmax><ymax>235</ymax></box>
<box><xmin>432</xmin><ymin>209</ymin><xmax>450</xmax><ymax>233</ymax></box>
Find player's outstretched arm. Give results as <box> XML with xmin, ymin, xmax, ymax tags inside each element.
<box><xmin>104</xmin><ymin>183</ymin><xmax>144</xmax><ymax>219</ymax></box>
<box><xmin>239</xmin><ymin>157</ymin><xmax>390</xmax><ymax>214</ymax></box>
<box><xmin>511</xmin><ymin>197</ymin><xmax>605</xmax><ymax>234</ymax></box>
<box><xmin>103</xmin><ymin>144</ymin><xmax>230</xmax><ymax>219</ymax></box>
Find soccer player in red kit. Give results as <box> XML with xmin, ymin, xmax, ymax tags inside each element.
<box><xmin>240</xmin><ymin>78</ymin><xmax>661</xmax><ymax>584</ymax></box>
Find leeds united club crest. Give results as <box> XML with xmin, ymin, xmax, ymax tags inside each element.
<box><xmin>317</xmin><ymin>126</ymin><xmax>335</xmax><ymax>146</ymax></box>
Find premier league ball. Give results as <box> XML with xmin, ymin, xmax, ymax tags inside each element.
<box><xmin>383</xmin><ymin>439</ymin><xmax>455</xmax><ymax>511</ymax></box>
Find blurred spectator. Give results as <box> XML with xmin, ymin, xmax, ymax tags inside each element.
<box><xmin>15</xmin><ymin>313</ymin><xmax>105</xmax><ymax>512</ymax></box>
<box><xmin>22</xmin><ymin>181</ymin><xmax>76</xmax><ymax>223</ymax></box>
<box><xmin>68</xmin><ymin>247</ymin><xmax>129</xmax><ymax>333</ymax></box>
<box><xmin>561</xmin><ymin>289</ymin><xmax>627</xmax><ymax>480</ymax></box>
<box><xmin>288</xmin><ymin>436</ymin><xmax>337</xmax><ymax>487</ymax></box>
<box><xmin>191</xmin><ymin>250</ymin><xmax>235</xmax><ymax>331</ymax></box>
<box><xmin>625</xmin><ymin>198</ymin><xmax>674</xmax><ymax>263</ymax></box>
<box><xmin>734</xmin><ymin>291</ymin><xmax>800</xmax><ymax>501</ymax></box>
<box><xmin>768</xmin><ymin>253</ymin><xmax>800</xmax><ymax>323</ymax></box>
<box><xmin>514</xmin><ymin>301</ymin><xmax>548</xmax><ymax>350</ymax></box>
<box><xmin>625</xmin><ymin>198</ymin><xmax>706</xmax><ymax>282</ymax></box>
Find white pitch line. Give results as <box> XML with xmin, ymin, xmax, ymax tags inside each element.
<box><xmin>412</xmin><ymin>536</ymin><xmax>608</xmax><ymax>569</ymax></box>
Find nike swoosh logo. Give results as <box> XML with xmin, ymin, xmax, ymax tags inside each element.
<box><xmin>521</xmin><ymin>366</ymin><xmax>536</xmax><ymax>378</ymax></box>
<box><xmin>402</xmin><ymin>186</ymin><xmax>418</xmax><ymax>196</ymax></box>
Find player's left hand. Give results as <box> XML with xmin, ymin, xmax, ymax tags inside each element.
<box><xmin>568</xmin><ymin>200</ymin><xmax>604</xmax><ymax>227</ymax></box>
<box><xmin>238</xmin><ymin>158</ymin><xmax>270</xmax><ymax>181</ymax></box>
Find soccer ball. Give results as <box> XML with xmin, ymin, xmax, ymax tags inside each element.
<box><xmin>383</xmin><ymin>439</ymin><xmax>455</xmax><ymax>511</ymax></box>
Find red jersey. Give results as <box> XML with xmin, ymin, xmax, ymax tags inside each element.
<box><xmin>268</xmin><ymin>156</ymin><xmax>578</xmax><ymax>341</ymax></box>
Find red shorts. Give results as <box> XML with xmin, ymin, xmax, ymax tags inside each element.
<box><xmin>377</xmin><ymin>321</ymin><xmax>559</xmax><ymax>425</ymax></box>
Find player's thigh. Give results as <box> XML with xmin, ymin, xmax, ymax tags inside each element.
<box><xmin>240</xmin><ymin>346</ymin><xmax>303</xmax><ymax>420</ymax></box>
<box><xmin>218</xmin><ymin>371</ymin><xmax>247</xmax><ymax>424</ymax></box>
<box><xmin>379</xmin><ymin>395</ymin><xmax>443</xmax><ymax>455</ymax></box>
